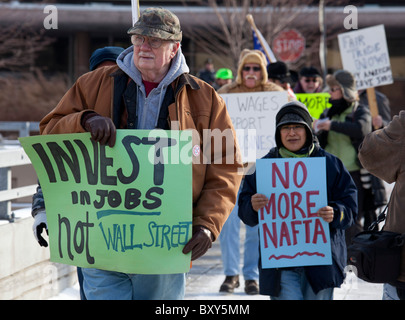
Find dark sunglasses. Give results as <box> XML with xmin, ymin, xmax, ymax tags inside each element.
<box><xmin>243</xmin><ymin>66</ymin><xmax>261</xmax><ymax>72</ymax></box>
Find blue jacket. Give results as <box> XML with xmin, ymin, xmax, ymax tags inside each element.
<box><xmin>238</xmin><ymin>144</ymin><xmax>358</xmax><ymax>296</ymax></box>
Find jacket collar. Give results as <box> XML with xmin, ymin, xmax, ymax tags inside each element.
<box><xmin>172</xmin><ymin>73</ymin><xmax>200</xmax><ymax>96</ymax></box>
<box><xmin>109</xmin><ymin>66</ymin><xmax>201</xmax><ymax>110</ymax></box>
<box><xmin>110</xmin><ymin>67</ymin><xmax>199</xmax><ymax>93</ymax></box>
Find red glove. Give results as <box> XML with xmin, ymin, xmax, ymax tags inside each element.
<box><xmin>182</xmin><ymin>225</ymin><xmax>213</xmax><ymax>261</ymax></box>
<box><xmin>82</xmin><ymin>112</ymin><xmax>116</xmax><ymax>147</ymax></box>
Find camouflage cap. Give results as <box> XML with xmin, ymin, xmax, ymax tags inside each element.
<box><xmin>127</xmin><ymin>7</ymin><xmax>182</xmax><ymax>41</ymax></box>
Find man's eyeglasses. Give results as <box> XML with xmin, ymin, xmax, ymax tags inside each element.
<box><xmin>132</xmin><ymin>35</ymin><xmax>166</xmax><ymax>49</ymax></box>
<box><xmin>243</xmin><ymin>66</ymin><xmax>261</xmax><ymax>72</ymax></box>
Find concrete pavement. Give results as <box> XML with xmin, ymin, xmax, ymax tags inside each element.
<box><xmin>185</xmin><ymin>236</ymin><xmax>384</xmax><ymax>300</ymax></box>
<box><xmin>50</xmin><ymin>231</ymin><xmax>385</xmax><ymax>300</ymax></box>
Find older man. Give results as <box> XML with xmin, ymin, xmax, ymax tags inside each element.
<box><xmin>217</xmin><ymin>49</ymin><xmax>283</xmax><ymax>295</ymax></box>
<box><xmin>218</xmin><ymin>49</ymin><xmax>283</xmax><ymax>94</ymax></box>
<box><xmin>38</xmin><ymin>7</ymin><xmax>242</xmax><ymax>300</ymax></box>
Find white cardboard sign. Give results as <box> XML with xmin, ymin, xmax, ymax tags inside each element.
<box><xmin>221</xmin><ymin>91</ymin><xmax>288</xmax><ymax>162</ymax></box>
<box><xmin>338</xmin><ymin>24</ymin><xmax>393</xmax><ymax>90</ymax></box>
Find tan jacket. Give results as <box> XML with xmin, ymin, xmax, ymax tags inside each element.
<box><xmin>40</xmin><ymin>65</ymin><xmax>243</xmax><ymax>240</ymax></box>
<box><xmin>358</xmin><ymin>111</ymin><xmax>405</xmax><ymax>282</ymax></box>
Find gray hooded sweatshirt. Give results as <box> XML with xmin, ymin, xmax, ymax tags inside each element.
<box><xmin>116</xmin><ymin>45</ymin><xmax>189</xmax><ymax>129</ymax></box>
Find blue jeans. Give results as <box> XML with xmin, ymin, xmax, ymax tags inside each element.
<box><xmin>219</xmin><ymin>189</ymin><xmax>259</xmax><ymax>280</ymax></box>
<box><xmin>382</xmin><ymin>283</ymin><xmax>399</xmax><ymax>300</ymax></box>
<box><xmin>270</xmin><ymin>267</ymin><xmax>334</xmax><ymax>300</ymax></box>
<box><xmin>82</xmin><ymin>268</ymin><xmax>186</xmax><ymax>300</ymax></box>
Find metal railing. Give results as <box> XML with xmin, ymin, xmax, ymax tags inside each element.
<box><xmin>0</xmin><ymin>121</ymin><xmax>39</xmax><ymax>221</ymax></box>
<box><xmin>0</xmin><ymin>121</ymin><xmax>39</xmax><ymax>138</ymax></box>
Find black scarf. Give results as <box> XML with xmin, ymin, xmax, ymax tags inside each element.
<box><xmin>327</xmin><ymin>98</ymin><xmax>350</xmax><ymax>118</ymax></box>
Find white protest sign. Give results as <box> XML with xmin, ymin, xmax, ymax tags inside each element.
<box><xmin>338</xmin><ymin>24</ymin><xmax>393</xmax><ymax>90</ymax></box>
<box><xmin>220</xmin><ymin>91</ymin><xmax>288</xmax><ymax>162</ymax></box>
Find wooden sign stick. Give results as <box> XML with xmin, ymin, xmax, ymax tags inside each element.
<box><xmin>246</xmin><ymin>14</ymin><xmax>274</xmax><ymax>63</ymax></box>
<box><xmin>366</xmin><ymin>87</ymin><xmax>379</xmax><ymax>129</ymax></box>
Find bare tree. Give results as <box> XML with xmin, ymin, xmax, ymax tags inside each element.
<box><xmin>181</xmin><ymin>0</ymin><xmax>349</xmax><ymax>73</ymax></box>
<box><xmin>0</xmin><ymin>1</ymin><xmax>54</xmax><ymax>71</ymax></box>
<box><xmin>181</xmin><ymin>0</ymin><xmax>252</xmax><ymax>70</ymax></box>
<box><xmin>0</xmin><ymin>0</ymin><xmax>67</xmax><ymax>122</ymax></box>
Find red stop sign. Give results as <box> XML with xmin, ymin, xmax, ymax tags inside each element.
<box><xmin>272</xmin><ymin>29</ymin><xmax>306</xmax><ymax>63</ymax></box>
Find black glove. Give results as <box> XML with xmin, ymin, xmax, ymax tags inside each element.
<box><xmin>36</xmin><ymin>223</ymin><xmax>48</xmax><ymax>247</ymax></box>
<box><xmin>82</xmin><ymin>112</ymin><xmax>116</xmax><ymax>147</ymax></box>
<box><xmin>182</xmin><ymin>225</ymin><xmax>213</xmax><ymax>261</ymax></box>
<box><xmin>33</xmin><ymin>210</ymin><xmax>48</xmax><ymax>247</ymax></box>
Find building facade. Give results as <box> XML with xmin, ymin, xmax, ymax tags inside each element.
<box><xmin>0</xmin><ymin>0</ymin><xmax>404</xmax><ymax>115</ymax></box>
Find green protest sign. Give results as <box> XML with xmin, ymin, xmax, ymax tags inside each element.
<box><xmin>296</xmin><ymin>93</ymin><xmax>331</xmax><ymax>119</ymax></box>
<box><xmin>19</xmin><ymin>130</ymin><xmax>193</xmax><ymax>274</ymax></box>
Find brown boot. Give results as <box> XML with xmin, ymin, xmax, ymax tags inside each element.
<box><xmin>244</xmin><ymin>280</ymin><xmax>259</xmax><ymax>295</ymax></box>
<box><xmin>219</xmin><ymin>275</ymin><xmax>240</xmax><ymax>293</ymax></box>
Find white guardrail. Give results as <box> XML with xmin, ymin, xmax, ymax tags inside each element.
<box><xmin>0</xmin><ymin>121</ymin><xmax>40</xmax><ymax>221</ymax></box>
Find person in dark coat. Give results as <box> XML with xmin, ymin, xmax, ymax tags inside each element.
<box><xmin>293</xmin><ymin>66</ymin><xmax>323</xmax><ymax>93</ymax></box>
<box><xmin>238</xmin><ymin>101</ymin><xmax>357</xmax><ymax>299</ymax></box>
<box><xmin>314</xmin><ymin>70</ymin><xmax>382</xmax><ymax>243</ymax></box>
<box><xmin>197</xmin><ymin>58</ymin><xmax>216</xmax><ymax>86</ymax></box>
